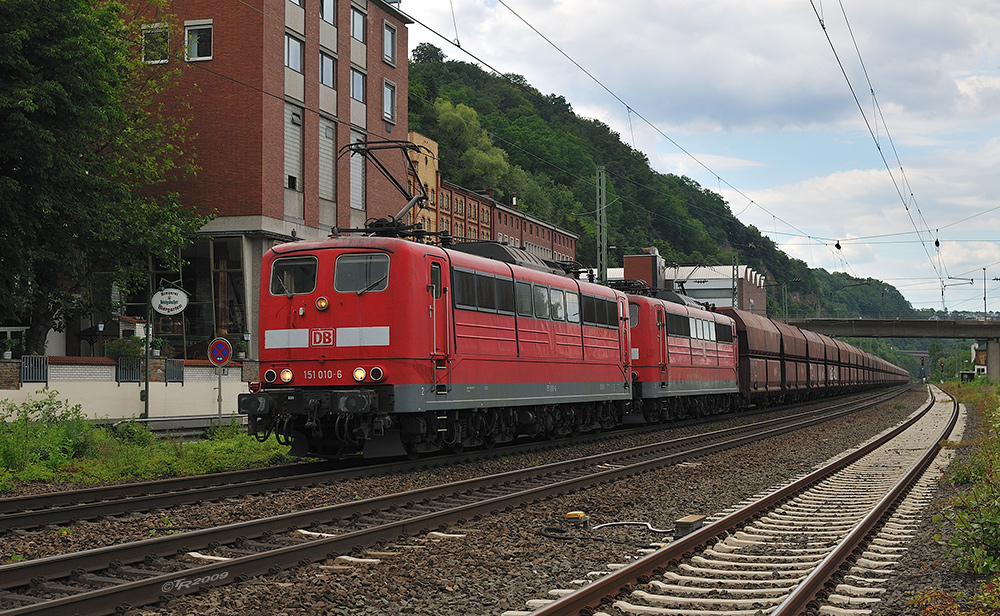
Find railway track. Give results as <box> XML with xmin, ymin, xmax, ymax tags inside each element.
<box><xmin>0</xmin><ymin>388</ymin><xmax>914</xmax><ymax>616</ymax></box>
<box><xmin>0</xmin><ymin>389</ymin><xmax>904</xmax><ymax>533</ymax></box>
<box><xmin>512</xmin><ymin>386</ymin><xmax>958</xmax><ymax>616</ymax></box>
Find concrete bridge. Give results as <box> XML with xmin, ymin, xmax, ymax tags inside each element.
<box><xmin>787</xmin><ymin>318</ymin><xmax>1000</xmax><ymax>379</ymax></box>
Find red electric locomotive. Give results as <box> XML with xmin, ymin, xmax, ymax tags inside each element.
<box><xmin>627</xmin><ymin>292</ymin><xmax>739</xmax><ymax>420</ymax></box>
<box><xmin>238</xmin><ymin>235</ymin><xmax>635</xmax><ymax>458</ymax></box>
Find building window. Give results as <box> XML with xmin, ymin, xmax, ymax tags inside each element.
<box><xmin>185</xmin><ymin>23</ymin><xmax>213</xmax><ymax>61</ymax></box>
<box><xmin>318</xmin><ymin>119</ymin><xmax>336</xmax><ymax>201</ymax></box>
<box><xmin>382</xmin><ymin>80</ymin><xmax>396</xmax><ymax>122</ymax></box>
<box><xmin>320</xmin><ymin>52</ymin><xmax>335</xmax><ymax>88</ymax></box>
<box><xmin>142</xmin><ymin>24</ymin><xmax>169</xmax><ymax>64</ymax></box>
<box><xmin>285</xmin><ymin>34</ymin><xmax>304</xmax><ymax>72</ymax></box>
<box><xmin>350</xmin><ymin>68</ymin><xmax>365</xmax><ymax>102</ymax></box>
<box><xmin>350</xmin><ymin>7</ymin><xmax>365</xmax><ymax>43</ymax></box>
<box><xmin>321</xmin><ymin>0</ymin><xmax>335</xmax><ymax>24</ymax></box>
<box><xmin>289</xmin><ymin>0</ymin><xmax>303</xmax><ymax>5</ymax></box>
<box><xmin>285</xmin><ymin>104</ymin><xmax>304</xmax><ymax>192</ymax></box>
<box><xmin>350</xmin><ymin>131</ymin><xmax>365</xmax><ymax>211</ymax></box>
<box><xmin>383</xmin><ymin>22</ymin><xmax>397</xmax><ymax>65</ymax></box>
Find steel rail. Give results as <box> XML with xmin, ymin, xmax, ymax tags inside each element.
<box><xmin>0</xmin><ymin>389</ymin><xmax>903</xmax><ymax>532</ymax></box>
<box><xmin>527</xmin><ymin>386</ymin><xmax>942</xmax><ymax>616</ymax></box>
<box><xmin>772</xmin><ymin>393</ymin><xmax>959</xmax><ymax>614</ymax></box>
<box><xmin>0</xmin><ymin>388</ymin><xmax>914</xmax><ymax>616</ymax></box>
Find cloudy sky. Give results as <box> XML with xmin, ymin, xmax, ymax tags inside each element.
<box><xmin>398</xmin><ymin>0</ymin><xmax>1000</xmax><ymax>312</ymax></box>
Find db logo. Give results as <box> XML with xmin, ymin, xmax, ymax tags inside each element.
<box><xmin>311</xmin><ymin>329</ymin><xmax>335</xmax><ymax>346</ymax></box>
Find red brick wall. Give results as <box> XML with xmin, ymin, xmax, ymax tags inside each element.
<box><xmin>0</xmin><ymin>359</ymin><xmax>19</xmax><ymax>390</ymax></box>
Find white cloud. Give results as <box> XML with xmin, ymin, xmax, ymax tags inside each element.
<box><xmin>402</xmin><ymin>0</ymin><xmax>1000</xmax><ymax>309</ymax></box>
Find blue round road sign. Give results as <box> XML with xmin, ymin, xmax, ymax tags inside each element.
<box><xmin>209</xmin><ymin>337</ymin><xmax>232</xmax><ymax>366</ymax></box>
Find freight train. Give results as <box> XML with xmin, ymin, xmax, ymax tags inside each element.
<box><xmin>237</xmin><ymin>229</ymin><xmax>909</xmax><ymax>459</ymax></box>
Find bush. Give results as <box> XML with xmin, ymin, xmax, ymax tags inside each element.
<box><xmin>109</xmin><ymin>420</ymin><xmax>155</xmax><ymax>447</ymax></box>
<box><xmin>0</xmin><ymin>393</ymin><xmax>290</xmax><ymax>492</ymax></box>
<box><xmin>104</xmin><ymin>336</ymin><xmax>145</xmax><ymax>360</ymax></box>
<box><xmin>0</xmin><ymin>390</ymin><xmax>97</xmax><ymax>473</ymax></box>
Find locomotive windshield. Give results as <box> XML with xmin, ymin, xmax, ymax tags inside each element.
<box><xmin>270</xmin><ymin>256</ymin><xmax>317</xmax><ymax>296</ymax></box>
<box><xmin>334</xmin><ymin>253</ymin><xmax>389</xmax><ymax>294</ymax></box>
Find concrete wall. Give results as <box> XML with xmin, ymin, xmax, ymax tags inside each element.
<box><xmin>0</xmin><ymin>358</ymin><xmax>255</xmax><ymax>421</ymax></box>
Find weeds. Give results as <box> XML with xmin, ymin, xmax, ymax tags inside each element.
<box><xmin>0</xmin><ymin>390</ymin><xmax>292</xmax><ymax>493</ymax></box>
<box><xmin>910</xmin><ymin>578</ymin><xmax>1000</xmax><ymax>616</ymax></box>
<box><xmin>936</xmin><ymin>380</ymin><xmax>1000</xmax><ymax>576</ymax></box>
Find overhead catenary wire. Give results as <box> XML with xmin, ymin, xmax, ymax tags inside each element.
<box><xmin>402</xmin><ymin>3</ymin><xmax>845</xmax><ymax>271</ymax></box>
<box><xmin>808</xmin><ymin>0</ymin><xmax>944</xmax><ymax>285</ymax></box>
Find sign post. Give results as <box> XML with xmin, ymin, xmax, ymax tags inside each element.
<box><xmin>208</xmin><ymin>337</ymin><xmax>232</xmax><ymax>422</ymax></box>
<box><xmin>144</xmin><ymin>283</ymin><xmax>189</xmax><ymax>419</ymax></box>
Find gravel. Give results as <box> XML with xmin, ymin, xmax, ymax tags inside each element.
<box><xmin>2</xmin><ymin>386</ymin><xmax>985</xmax><ymax>615</ymax></box>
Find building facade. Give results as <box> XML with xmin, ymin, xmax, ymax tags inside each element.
<box><xmin>62</xmin><ymin>0</ymin><xmax>412</xmax><ymax>359</ymax></box>
<box><xmin>406</xmin><ymin>132</ymin><xmax>578</xmax><ymax>263</ymax></box>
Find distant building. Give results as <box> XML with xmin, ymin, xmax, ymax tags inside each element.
<box><xmin>60</xmin><ymin>0</ymin><xmax>413</xmax><ymax>358</ymax></box>
<box><xmin>406</xmin><ymin>132</ymin><xmax>577</xmax><ymax>262</ymax></box>
<box><xmin>618</xmin><ymin>248</ymin><xmax>766</xmax><ymax>314</ymax></box>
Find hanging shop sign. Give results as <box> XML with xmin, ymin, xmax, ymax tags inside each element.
<box><xmin>151</xmin><ymin>287</ymin><xmax>189</xmax><ymax>316</ymax></box>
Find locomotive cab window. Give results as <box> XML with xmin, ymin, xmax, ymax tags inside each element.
<box><xmin>270</xmin><ymin>256</ymin><xmax>318</xmax><ymax>295</ymax></box>
<box><xmin>334</xmin><ymin>253</ymin><xmax>389</xmax><ymax>293</ymax></box>
<box><xmin>430</xmin><ymin>263</ymin><xmax>442</xmax><ymax>299</ymax></box>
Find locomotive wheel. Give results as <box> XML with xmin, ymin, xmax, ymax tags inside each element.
<box><xmin>404</xmin><ymin>442</ymin><xmax>421</xmax><ymax>461</ymax></box>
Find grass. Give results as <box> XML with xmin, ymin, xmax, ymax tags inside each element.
<box><xmin>907</xmin><ymin>378</ymin><xmax>1000</xmax><ymax>615</ymax></box>
<box><xmin>0</xmin><ymin>389</ymin><xmax>293</xmax><ymax>493</ymax></box>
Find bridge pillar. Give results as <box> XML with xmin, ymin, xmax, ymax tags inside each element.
<box><xmin>989</xmin><ymin>339</ymin><xmax>1000</xmax><ymax>381</ymax></box>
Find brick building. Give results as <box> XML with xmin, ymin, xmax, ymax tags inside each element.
<box><xmin>63</xmin><ymin>0</ymin><xmax>413</xmax><ymax>359</ymax></box>
<box><xmin>406</xmin><ymin>131</ymin><xmax>577</xmax><ymax>263</ymax></box>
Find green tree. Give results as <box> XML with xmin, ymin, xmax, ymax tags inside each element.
<box><xmin>0</xmin><ymin>0</ymin><xmax>209</xmax><ymax>354</ymax></box>
<box><xmin>433</xmin><ymin>99</ymin><xmax>510</xmax><ymax>190</ymax></box>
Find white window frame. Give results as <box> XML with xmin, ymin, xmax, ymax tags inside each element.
<box><xmin>320</xmin><ymin>0</ymin><xmax>335</xmax><ymax>24</ymax></box>
<box><xmin>142</xmin><ymin>23</ymin><xmax>169</xmax><ymax>65</ymax></box>
<box><xmin>285</xmin><ymin>33</ymin><xmax>304</xmax><ymax>73</ymax></box>
<box><xmin>350</xmin><ymin>68</ymin><xmax>366</xmax><ymax>103</ymax></box>
<box><xmin>382</xmin><ymin>79</ymin><xmax>396</xmax><ymax>122</ymax></box>
<box><xmin>184</xmin><ymin>21</ymin><xmax>213</xmax><ymax>62</ymax></box>
<box><xmin>350</xmin><ymin>7</ymin><xmax>366</xmax><ymax>43</ymax></box>
<box><xmin>382</xmin><ymin>21</ymin><xmax>397</xmax><ymax>65</ymax></box>
<box><xmin>320</xmin><ymin>52</ymin><xmax>335</xmax><ymax>88</ymax></box>
<box><xmin>288</xmin><ymin>0</ymin><xmax>303</xmax><ymax>5</ymax></box>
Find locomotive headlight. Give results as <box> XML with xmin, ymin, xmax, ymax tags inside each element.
<box><xmin>353</xmin><ymin>367</ymin><xmax>366</xmax><ymax>382</ymax></box>
<box><xmin>316</xmin><ymin>296</ymin><xmax>329</xmax><ymax>311</ymax></box>
<box><xmin>369</xmin><ymin>366</ymin><xmax>384</xmax><ymax>382</ymax></box>
<box><xmin>279</xmin><ymin>368</ymin><xmax>294</xmax><ymax>383</ymax></box>
<box><xmin>263</xmin><ymin>369</ymin><xmax>277</xmax><ymax>383</ymax></box>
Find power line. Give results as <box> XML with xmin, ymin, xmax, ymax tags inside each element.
<box><xmin>808</xmin><ymin>0</ymin><xmax>944</xmax><ymax>286</ymax></box>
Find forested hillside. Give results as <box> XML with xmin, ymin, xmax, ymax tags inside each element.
<box><xmin>407</xmin><ymin>43</ymin><xmax>915</xmax><ymax>322</ymax></box>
